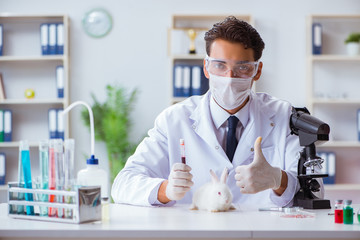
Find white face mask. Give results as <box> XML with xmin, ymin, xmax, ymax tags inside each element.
<box><xmin>209</xmin><ymin>74</ymin><xmax>252</xmax><ymax>110</ymax></box>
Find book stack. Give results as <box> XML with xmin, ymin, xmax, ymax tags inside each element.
<box><xmin>40</xmin><ymin>22</ymin><xmax>64</xmax><ymax>55</ymax></box>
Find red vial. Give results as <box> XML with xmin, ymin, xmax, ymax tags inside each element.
<box><xmin>334</xmin><ymin>199</ymin><xmax>343</xmax><ymax>224</ymax></box>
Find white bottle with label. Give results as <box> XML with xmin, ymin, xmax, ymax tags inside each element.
<box><xmin>77</xmin><ymin>155</ymin><xmax>109</xmax><ymax>201</ymax></box>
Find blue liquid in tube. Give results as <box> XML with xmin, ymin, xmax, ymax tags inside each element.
<box><xmin>21</xmin><ymin>145</ymin><xmax>34</xmax><ymax>215</ymax></box>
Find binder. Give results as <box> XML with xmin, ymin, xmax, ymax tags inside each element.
<box><xmin>48</xmin><ymin>23</ymin><xmax>57</xmax><ymax>55</ymax></box>
<box><xmin>56</xmin><ymin>23</ymin><xmax>64</xmax><ymax>55</ymax></box>
<box><xmin>48</xmin><ymin>108</ymin><xmax>57</xmax><ymax>139</ymax></box>
<box><xmin>0</xmin><ymin>73</ymin><xmax>5</xmax><ymax>100</ymax></box>
<box><xmin>182</xmin><ymin>66</ymin><xmax>191</xmax><ymax>97</ymax></box>
<box><xmin>0</xmin><ymin>153</ymin><xmax>5</xmax><ymax>185</ymax></box>
<box><xmin>0</xmin><ymin>110</ymin><xmax>4</xmax><ymax>142</ymax></box>
<box><xmin>40</xmin><ymin>23</ymin><xmax>49</xmax><ymax>55</ymax></box>
<box><xmin>57</xmin><ymin>109</ymin><xmax>64</xmax><ymax>140</ymax></box>
<box><xmin>191</xmin><ymin>65</ymin><xmax>208</xmax><ymax>96</ymax></box>
<box><xmin>357</xmin><ymin>109</ymin><xmax>360</xmax><ymax>141</ymax></box>
<box><xmin>56</xmin><ymin>65</ymin><xmax>64</xmax><ymax>98</ymax></box>
<box><xmin>173</xmin><ymin>65</ymin><xmax>183</xmax><ymax>97</ymax></box>
<box><xmin>312</xmin><ymin>23</ymin><xmax>322</xmax><ymax>55</ymax></box>
<box><xmin>191</xmin><ymin>66</ymin><xmax>202</xmax><ymax>95</ymax></box>
<box><xmin>318</xmin><ymin>152</ymin><xmax>328</xmax><ymax>175</ymax></box>
<box><xmin>0</xmin><ymin>24</ymin><xmax>3</xmax><ymax>56</ymax></box>
<box><xmin>3</xmin><ymin>110</ymin><xmax>12</xmax><ymax>142</ymax></box>
<box><xmin>325</xmin><ymin>152</ymin><xmax>336</xmax><ymax>184</ymax></box>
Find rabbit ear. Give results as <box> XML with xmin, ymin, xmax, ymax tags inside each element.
<box><xmin>220</xmin><ymin>167</ymin><xmax>228</xmax><ymax>184</ymax></box>
<box><xmin>209</xmin><ymin>169</ymin><xmax>219</xmax><ymax>183</ymax></box>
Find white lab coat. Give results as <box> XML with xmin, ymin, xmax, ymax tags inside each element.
<box><xmin>112</xmin><ymin>91</ymin><xmax>318</xmax><ymax>208</ymax></box>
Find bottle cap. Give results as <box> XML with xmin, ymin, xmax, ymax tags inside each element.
<box><xmin>344</xmin><ymin>199</ymin><xmax>352</xmax><ymax>205</ymax></box>
<box><xmin>335</xmin><ymin>199</ymin><xmax>343</xmax><ymax>204</ymax></box>
<box><xmin>87</xmin><ymin>155</ymin><xmax>99</xmax><ymax>165</ymax></box>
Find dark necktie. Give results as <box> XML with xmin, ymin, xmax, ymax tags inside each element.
<box><xmin>226</xmin><ymin>116</ymin><xmax>239</xmax><ymax>162</ymax></box>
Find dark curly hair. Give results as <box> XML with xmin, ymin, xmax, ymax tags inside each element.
<box><xmin>204</xmin><ymin>16</ymin><xmax>265</xmax><ymax>61</ymax></box>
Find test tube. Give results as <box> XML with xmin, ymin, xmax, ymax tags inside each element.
<box><xmin>64</xmin><ymin>139</ymin><xmax>75</xmax><ymax>218</ymax></box>
<box><xmin>54</xmin><ymin>139</ymin><xmax>64</xmax><ymax>218</ymax></box>
<box><xmin>20</xmin><ymin>140</ymin><xmax>34</xmax><ymax>215</ymax></box>
<box><xmin>39</xmin><ymin>140</ymin><xmax>49</xmax><ymax>216</ymax></box>
<box><xmin>180</xmin><ymin>139</ymin><xmax>186</xmax><ymax>164</ymax></box>
<box><xmin>48</xmin><ymin>139</ymin><xmax>56</xmax><ymax>217</ymax></box>
<box><xmin>17</xmin><ymin>143</ymin><xmax>25</xmax><ymax>214</ymax></box>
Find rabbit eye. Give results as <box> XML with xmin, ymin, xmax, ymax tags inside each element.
<box><xmin>218</xmin><ymin>192</ymin><xmax>221</xmax><ymax>196</ymax></box>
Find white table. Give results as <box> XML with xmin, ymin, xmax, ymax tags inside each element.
<box><xmin>0</xmin><ymin>203</ymin><xmax>359</xmax><ymax>239</ymax></box>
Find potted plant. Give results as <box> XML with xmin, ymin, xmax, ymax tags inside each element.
<box><xmin>344</xmin><ymin>32</ymin><xmax>360</xmax><ymax>56</ymax></box>
<box><xmin>81</xmin><ymin>84</ymin><xmax>140</xmax><ymax>184</ymax></box>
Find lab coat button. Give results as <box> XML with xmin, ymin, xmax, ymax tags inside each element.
<box><xmin>250</xmin><ymin>148</ymin><xmax>254</xmax><ymax>152</ymax></box>
<box><xmin>192</xmin><ymin>125</ymin><xmax>196</xmax><ymax>129</ymax></box>
<box><xmin>215</xmin><ymin>146</ymin><xmax>219</xmax><ymax>150</ymax></box>
<box><xmin>270</xmin><ymin>122</ymin><xmax>275</xmax><ymax>127</ymax></box>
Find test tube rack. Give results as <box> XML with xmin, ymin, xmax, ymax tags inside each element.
<box><xmin>7</xmin><ymin>182</ymin><xmax>101</xmax><ymax>224</ymax></box>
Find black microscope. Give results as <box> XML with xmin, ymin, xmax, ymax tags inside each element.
<box><xmin>289</xmin><ymin>107</ymin><xmax>331</xmax><ymax>209</ymax></box>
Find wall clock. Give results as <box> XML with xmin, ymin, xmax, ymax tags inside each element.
<box><xmin>82</xmin><ymin>8</ymin><xmax>113</xmax><ymax>38</ymax></box>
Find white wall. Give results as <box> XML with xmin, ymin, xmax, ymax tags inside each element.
<box><xmin>1</xmin><ymin>0</ymin><xmax>360</xmax><ymax>178</ymax></box>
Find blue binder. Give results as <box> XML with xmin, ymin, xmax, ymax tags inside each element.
<box><xmin>312</xmin><ymin>23</ymin><xmax>322</xmax><ymax>55</ymax></box>
<box><xmin>40</xmin><ymin>23</ymin><xmax>49</xmax><ymax>55</ymax></box>
<box><xmin>56</xmin><ymin>109</ymin><xmax>64</xmax><ymax>140</ymax></box>
<box><xmin>56</xmin><ymin>65</ymin><xmax>64</xmax><ymax>98</ymax></box>
<box><xmin>0</xmin><ymin>153</ymin><xmax>5</xmax><ymax>185</ymax></box>
<box><xmin>357</xmin><ymin>109</ymin><xmax>360</xmax><ymax>141</ymax></box>
<box><xmin>182</xmin><ymin>66</ymin><xmax>191</xmax><ymax>97</ymax></box>
<box><xmin>3</xmin><ymin>110</ymin><xmax>12</xmax><ymax>142</ymax></box>
<box><xmin>48</xmin><ymin>108</ymin><xmax>57</xmax><ymax>139</ymax></box>
<box><xmin>173</xmin><ymin>64</ymin><xmax>183</xmax><ymax>97</ymax></box>
<box><xmin>56</xmin><ymin>23</ymin><xmax>64</xmax><ymax>55</ymax></box>
<box><xmin>324</xmin><ymin>152</ymin><xmax>336</xmax><ymax>184</ymax></box>
<box><xmin>0</xmin><ymin>24</ymin><xmax>3</xmax><ymax>56</ymax></box>
<box><xmin>48</xmin><ymin>23</ymin><xmax>57</xmax><ymax>55</ymax></box>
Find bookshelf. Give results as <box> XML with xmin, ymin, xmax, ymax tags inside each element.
<box><xmin>0</xmin><ymin>14</ymin><xmax>70</xmax><ymax>195</ymax></box>
<box><xmin>168</xmin><ymin>14</ymin><xmax>253</xmax><ymax>104</ymax></box>
<box><xmin>307</xmin><ymin>15</ymin><xmax>360</xmax><ymax>195</ymax></box>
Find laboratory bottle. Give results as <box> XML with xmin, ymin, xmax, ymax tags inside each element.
<box><xmin>343</xmin><ymin>199</ymin><xmax>353</xmax><ymax>224</ymax></box>
<box><xmin>39</xmin><ymin>140</ymin><xmax>49</xmax><ymax>216</ymax></box>
<box><xmin>77</xmin><ymin>155</ymin><xmax>109</xmax><ymax>201</ymax></box>
<box><xmin>334</xmin><ymin>200</ymin><xmax>343</xmax><ymax>224</ymax></box>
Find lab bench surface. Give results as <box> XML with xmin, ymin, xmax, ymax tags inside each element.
<box><xmin>0</xmin><ymin>203</ymin><xmax>359</xmax><ymax>240</ymax></box>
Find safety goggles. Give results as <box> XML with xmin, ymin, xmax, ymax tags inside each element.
<box><xmin>205</xmin><ymin>56</ymin><xmax>259</xmax><ymax>78</ymax></box>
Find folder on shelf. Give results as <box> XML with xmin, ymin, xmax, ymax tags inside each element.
<box><xmin>0</xmin><ymin>110</ymin><xmax>4</xmax><ymax>142</ymax></box>
<box><xmin>182</xmin><ymin>66</ymin><xmax>191</xmax><ymax>97</ymax></box>
<box><xmin>312</xmin><ymin>23</ymin><xmax>322</xmax><ymax>55</ymax></box>
<box><xmin>191</xmin><ymin>65</ymin><xmax>208</xmax><ymax>96</ymax></box>
<box><xmin>325</xmin><ymin>152</ymin><xmax>336</xmax><ymax>184</ymax></box>
<box><xmin>0</xmin><ymin>73</ymin><xmax>5</xmax><ymax>100</ymax></box>
<box><xmin>48</xmin><ymin>23</ymin><xmax>57</xmax><ymax>55</ymax></box>
<box><xmin>56</xmin><ymin>23</ymin><xmax>64</xmax><ymax>55</ymax></box>
<box><xmin>0</xmin><ymin>153</ymin><xmax>5</xmax><ymax>185</ymax></box>
<box><xmin>56</xmin><ymin>65</ymin><xmax>64</xmax><ymax>98</ymax></box>
<box><xmin>4</xmin><ymin>110</ymin><xmax>12</xmax><ymax>142</ymax></box>
<box><xmin>0</xmin><ymin>24</ymin><xmax>3</xmax><ymax>56</ymax></box>
<box><xmin>57</xmin><ymin>109</ymin><xmax>64</xmax><ymax>140</ymax></box>
<box><xmin>357</xmin><ymin>109</ymin><xmax>360</xmax><ymax>141</ymax></box>
<box><xmin>173</xmin><ymin>64</ymin><xmax>183</xmax><ymax>97</ymax></box>
<box><xmin>48</xmin><ymin>108</ymin><xmax>57</xmax><ymax>139</ymax></box>
<box><xmin>40</xmin><ymin>23</ymin><xmax>49</xmax><ymax>55</ymax></box>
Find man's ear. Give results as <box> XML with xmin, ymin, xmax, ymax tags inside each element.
<box><xmin>253</xmin><ymin>62</ymin><xmax>263</xmax><ymax>81</ymax></box>
<box><xmin>203</xmin><ymin>59</ymin><xmax>210</xmax><ymax>79</ymax></box>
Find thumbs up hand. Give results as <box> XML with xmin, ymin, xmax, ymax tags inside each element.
<box><xmin>235</xmin><ymin>137</ymin><xmax>282</xmax><ymax>194</ymax></box>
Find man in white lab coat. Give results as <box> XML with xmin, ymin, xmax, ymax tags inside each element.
<box><xmin>112</xmin><ymin>16</ymin><xmax>319</xmax><ymax>208</ymax></box>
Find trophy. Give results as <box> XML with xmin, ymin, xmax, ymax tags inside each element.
<box><xmin>187</xmin><ymin>29</ymin><xmax>197</xmax><ymax>54</ymax></box>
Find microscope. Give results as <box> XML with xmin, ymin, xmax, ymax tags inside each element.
<box><xmin>289</xmin><ymin>107</ymin><xmax>331</xmax><ymax>209</ymax></box>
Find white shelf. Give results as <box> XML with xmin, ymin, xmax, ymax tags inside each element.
<box><xmin>324</xmin><ymin>184</ymin><xmax>360</xmax><ymax>191</ymax></box>
<box><xmin>171</xmin><ymin>54</ymin><xmax>206</xmax><ymax>60</ymax></box>
<box><xmin>310</xmin><ymin>55</ymin><xmax>360</xmax><ymax>61</ymax></box>
<box><xmin>312</xmin><ymin>99</ymin><xmax>360</xmax><ymax>105</ymax></box>
<box><xmin>317</xmin><ymin>141</ymin><xmax>360</xmax><ymax>148</ymax></box>
<box><xmin>0</xmin><ymin>99</ymin><xmax>65</xmax><ymax>105</ymax></box>
<box><xmin>0</xmin><ymin>55</ymin><xmax>65</xmax><ymax>62</ymax></box>
<box><xmin>0</xmin><ymin>141</ymin><xmax>42</xmax><ymax>148</ymax></box>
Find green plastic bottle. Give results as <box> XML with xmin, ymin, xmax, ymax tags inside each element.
<box><xmin>343</xmin><ymin>200</ymin><xmax>353</xmax><ymax>224</ymax></box>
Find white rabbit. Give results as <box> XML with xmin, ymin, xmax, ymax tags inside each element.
<box><xmin>190</xmin><ymin>167</ymin><xmax>235</xmax><ymax>212</ymax></box>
